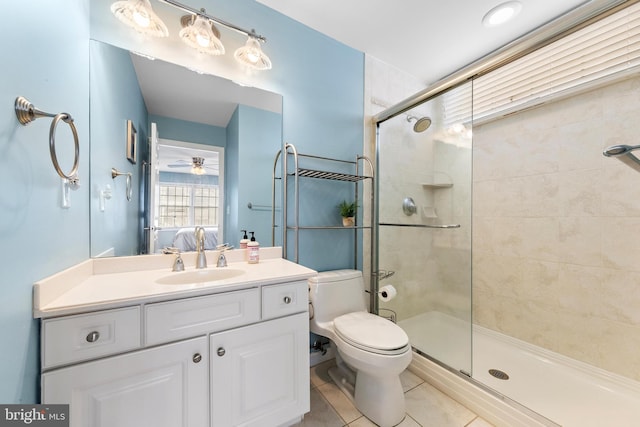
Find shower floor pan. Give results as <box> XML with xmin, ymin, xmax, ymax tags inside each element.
<box><xmin>399</xmin><ymin>311</ymin><xmax>640</xmax><ymax>426</ymax></box>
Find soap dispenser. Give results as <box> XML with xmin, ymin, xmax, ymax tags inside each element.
<box><xmin>247</xmin><ymin>232</ymin><xmax>259</xmax><ymax>264</ymax></box>
<box><xmin>240</xmin><ymin>230</ymin><xmax>249</xmax><ymax>249</ymax></box>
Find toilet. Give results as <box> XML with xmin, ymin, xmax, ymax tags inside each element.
<box><xmin>308</xmin><ymin>270</ymin><xmax>412</xmax><ymax>427</ymax></box>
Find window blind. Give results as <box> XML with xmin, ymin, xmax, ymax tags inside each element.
<box><xmin>443</xmin><ymin>2</ymin><xmax>640</xmax><ymax>126</ymax></box>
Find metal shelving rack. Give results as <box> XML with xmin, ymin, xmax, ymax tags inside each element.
<box><xmin>272</xmin><ymin>143</ymin><xmax>375</xmax><ymax>272</ymax></box>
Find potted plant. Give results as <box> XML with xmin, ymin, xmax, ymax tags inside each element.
<box><xmin>338</xmin><ymin>200</ymin><xmax>357</xmax><ymax>226</ymax></box>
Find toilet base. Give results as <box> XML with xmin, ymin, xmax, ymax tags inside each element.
<box><xmin>328</xmin><ymin>353</ymin><xmax>406</xmax><ymax>427</ymax></box>
<box><xmin>327</xmin><ymin>366</ymin><xmax>356</xmax><ymax>402</ymax></box>
<box><xmin>354</xmin><ymin>371</ymin><xmax>406</xmax><ymax>427</ymax></box>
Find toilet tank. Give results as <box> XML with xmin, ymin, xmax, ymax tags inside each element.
<box><xmin>308</xmin><ymin>269</ymin><xmax>367</xmax><ymax>323</ymax></box>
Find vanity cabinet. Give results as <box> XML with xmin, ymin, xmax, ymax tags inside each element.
<box><xmin>42</xmin><ymin>336</ymin><xmax>208</xmax><ymax>427</ymax></box>
<box><xmin>40</xmin><ymin>280</ymin><xmax>310</xmax><ymax>427</ymax></box>
<box><xmin>211</xmin><ymin>313</ymin><xmax>309</xmax><ymax>427</ymax></box>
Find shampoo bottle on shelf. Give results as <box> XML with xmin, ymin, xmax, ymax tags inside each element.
<box><xmin>240</xmin><ymin>230</ymin><xmax>249</xmax><ymax>249</ymax></box>
<box><xmin>247</xmin><ymin>232</ymin><xmax>259</xmax><ymax>264</ymax></box>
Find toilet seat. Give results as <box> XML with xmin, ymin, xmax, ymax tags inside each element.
<box><xmin>334</xmin><ymin>312</ymin><xmax>410</xmax><ymax>355</ymax></box>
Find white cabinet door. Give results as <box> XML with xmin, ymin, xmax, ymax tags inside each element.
<box><xmin>43</xmin><ymin>336</ymin><xmax>208</xmax><ymax>427</ymax></box>
<box><xmin>210</xmin><ymin>312</ymin><xmax>309</xmax><ymax>427</ymax></box>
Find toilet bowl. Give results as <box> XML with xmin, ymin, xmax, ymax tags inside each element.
<box><xmin>309</xmin><ymin>270</ymin><xmax>412</xmax><ymax>427</ymax></box>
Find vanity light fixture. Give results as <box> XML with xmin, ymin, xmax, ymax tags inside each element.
<box><xmin>482</xmin><ymin>1</ymin><xmax>522</xmax><ymax>27</ymax></box>
<box><xmin>179</xmin><ymin>11</ymin><xmax>225</xmax><ymax>55</ymax></box>
<box><xmin>111</xmin><ymin>0</ymin><xmax>273</xmax><ymax>69</ymax></box>
<box><xmin>110</xmin><ymin>0</ymin><xmax>169</xmax><ymax>37</ymax></box>
<box><xmin>234</xmin><ymin>31</ymin><xmax>273</xmax><ymax>71</ymax></box>
<box><xmin>161</xmin><ymin>0</ymin><xmax>273</xmax><ymax>70</ymax></box>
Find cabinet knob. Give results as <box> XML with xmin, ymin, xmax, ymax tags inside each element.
<box><xmin>86</xmin><ymin>331</ymin><xmax>100</xmax><ymax>343</ymax></box>
<box><xmin>192</xmin><ymin>353</ymin><xmax>202</xmax><ymax>363</ymax></box>
<box><xmin>283</xmin><ymin>296</ymin><xmax>292</xmax><ymax>304</ymax></box>
<box><xmin>217</xmin><ymin>347</ymin><xmax>226</xmax><ymax>357</ymax></box>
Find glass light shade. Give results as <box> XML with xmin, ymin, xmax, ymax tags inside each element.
<box><xmin>110</xmin><ymin>0</ymin><xmax>168</xmax><ymax>37</ymax></box>
<box><xmin>179</xmin><ymin>15</ymin><xmax>225</xmax><ymax>55</ymax></box>
<box><xmin>234</xmin><ymin>37</ymin><xmax>272</xmax><ymax>71</ymax></box>
<box><xmin>191</xmin><ymin>166</ymin><xmax>205</xmax><ymax>175</ymax></box>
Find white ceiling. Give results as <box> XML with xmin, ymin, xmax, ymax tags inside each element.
<box><xmin>257</xmin><ymin>0</ymin><xmax>590</xmax><ymax>84</ymax></box>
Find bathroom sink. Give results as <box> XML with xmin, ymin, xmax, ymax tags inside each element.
<box><xmin>156</xmin><ymin>269</ymin><xmax>245</xmax><ymax>285</ymax></box>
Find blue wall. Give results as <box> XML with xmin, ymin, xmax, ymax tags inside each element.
<box><xmin>226</xmin><ymin>107</ymin><xmax>241</xmax><ymax>246</ymax></box>
<box><xmin>0</xmin><ymin>0</ymin><xmax>90</xmax><ymax>403</ymax></box>
<box><xmin>209</xmin><ymin>0</ymin><xmax>365</xmax><ymax>269</ymax></box>
<box><xmin>150</xmin><ymin>115</ymin><xmax>226</xmax><ymax>147</ymax></box>
<box><xmin>0</xmin><ymin>0</ymin><xmax>364</xmax><ymax>403</ymax></box>
<box><xmin>229</xmin><ymin>105</ymin><xmax>281</xmax><ymax>248</ymax></box>
<box><xmin>90</xmin><ymin>41</ymin><xmax>148</xmax><ymax>257</ymax></box>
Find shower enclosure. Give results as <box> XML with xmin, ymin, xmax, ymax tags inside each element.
<box><xmin>376</xmin><ymin>82</ymin><xmax>473</xmax><ymax>375</ymax></box>
<box><xmin>372</xmin><ymin>2</ymin><xmax>640</xmax><ymax>424</ymax></box>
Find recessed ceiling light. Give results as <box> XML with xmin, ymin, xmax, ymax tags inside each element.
<box><xmin>482</xmin><ymin>1</ymin><xmax>522</xmax><ymax>27</ymax></box>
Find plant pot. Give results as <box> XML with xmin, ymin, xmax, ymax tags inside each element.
<box><xmin>342</xmin><ymin>217</ymin><xmax>355</xmax><ymax>227</ymax></box>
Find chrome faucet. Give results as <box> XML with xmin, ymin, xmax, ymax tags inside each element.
<box><xmin>216</xmin><ymin>243</ymin><xmax>233</xmax><ymax>267</ymax></box>
<box><xmin>195</xmin><ymin>226</ymin><xmax>207</xmax><ymax>269</ymax></box>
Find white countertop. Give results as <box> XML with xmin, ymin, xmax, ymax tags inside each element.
<box><xmin>34</xmin><ymin>247</ymin><xmax>317</xmax><ymax>318</ymax></box>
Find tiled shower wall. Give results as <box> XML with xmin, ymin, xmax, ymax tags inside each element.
<box><xmin>473</xmin><ymin>74</ymin><xmax>640</xmax><ymax>381</ymax></box>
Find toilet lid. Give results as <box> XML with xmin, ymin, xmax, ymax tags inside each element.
<box><xmin>333</xmin><ymin>312</ymin><xmax>409</xmax><ymax>355</ymax></box>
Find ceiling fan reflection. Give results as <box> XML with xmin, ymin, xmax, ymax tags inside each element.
<box><xmin>167</xmin><ymin>157</ymin><xmax>217</xmax><ymax>175</ymax></box>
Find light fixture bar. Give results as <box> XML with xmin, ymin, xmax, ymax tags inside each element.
<box><xmin>160</xmin><ymin>0</ymin><xmax>267</xmax><ymax>42</ymax></box>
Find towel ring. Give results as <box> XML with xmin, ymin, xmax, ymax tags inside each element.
<box><xmin>111</xmin><ymin>167</ymin><xmax>133</xmax><ymax>201</ymax></box>
<box><xmin>15</xmin><ymin>96</ymin><xmax>80</xmax><ymax>181</ymax></box>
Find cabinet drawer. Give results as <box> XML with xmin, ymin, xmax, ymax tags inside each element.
<box><xmin>145</xmin><ymin>288</ymin><xmax>260</xmax><ymax>346</ymax></box>
<box><xmin>262</xmin><ymin>281</ymin><xmax>308</xmax><ymax>320</ymax></box>
<box><xmin>42</xmin><ymin>306</ymin><xmax>141</xmax><ymax>369</ymax></box>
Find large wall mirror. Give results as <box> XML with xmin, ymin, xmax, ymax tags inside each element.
<box><xmin>89</xmin><ymin>40</ymin><xmax>283</xmax><ymax>257</ymax></box>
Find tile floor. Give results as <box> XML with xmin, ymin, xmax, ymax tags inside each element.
<box><xmin>294</xmin><ymin>360</ymin><xmax>493</xmax><ymax>427</ymax></box>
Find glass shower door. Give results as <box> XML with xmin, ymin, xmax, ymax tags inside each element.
<box><xmin>376</xmin><ymin>82</ymin><xmax>473</xmax><ymax>374</ymax></box>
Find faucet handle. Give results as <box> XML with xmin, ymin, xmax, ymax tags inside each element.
<box><xmin>172</xmin><ymin>253</ymin><xmax>185</xmax><ymax>272</ymax></box>
<box><xmin>216</xmin><ymin>244</ymin><xmax>233</xmax><ymax>267</ymax></box>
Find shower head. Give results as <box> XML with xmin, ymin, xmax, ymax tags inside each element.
<box><xmin>603</xmin><ymin>144</ymin><xmax>640</xmax><ymax>173</ymax></box>
<box><xmin>603</xmin><ymin>144</ymin><xmax>640</xmax><ymax>157</ymax></box>
<box><xmin>407</xmin><ymin>115</ymin><xmax>432</xmax><ymax>133</ymax></box>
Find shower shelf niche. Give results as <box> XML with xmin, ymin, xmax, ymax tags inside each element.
<box><xmin>422</xmin><ymin>182</ymin><xmax>453</xmax><ymax>189</ymax></box>
<box><xmin>422</xmin><ymin>172</ymin><xmax>453</xmax><ymax>189</ymax></box>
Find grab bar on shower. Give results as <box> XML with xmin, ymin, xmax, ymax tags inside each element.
<box><xmin>379</xmin><ymin>222</ymin><xmax>461</xmax><ymax>229</ymax></box>
<box><xmin>603</xmin><ymin>144</ymin><xmax>640</xmax><ymax>173</ymax></box>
